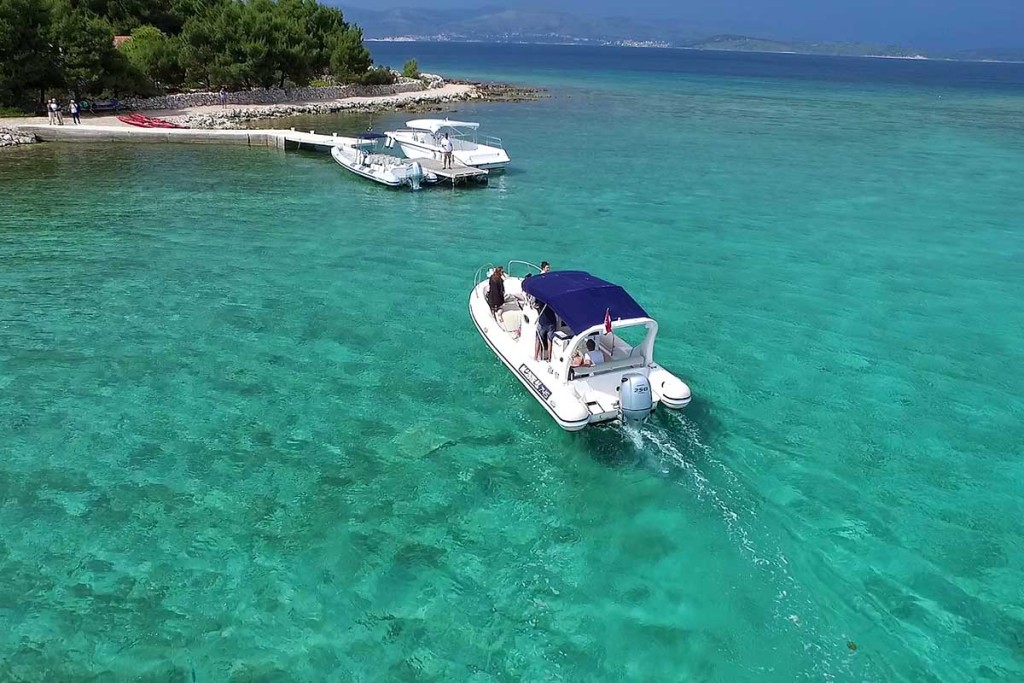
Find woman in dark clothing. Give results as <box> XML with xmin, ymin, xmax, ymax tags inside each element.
<box><xmin>486</xmin><ymin>266</ymin><xmax>506</xmax><ymax>315</ymax></box>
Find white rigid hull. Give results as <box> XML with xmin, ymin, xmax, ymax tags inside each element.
<box><xmin>384</xmin><ymin>119</ymin><xmax>511</xmax><ymax>170</ymax></box>
<box><xmin>393</xmin><ymin>133</ymin><xmax>510</xmax><ymax>170</ymax></box>
<box><xmin>330</xmin><ymin>145</ymin><xmax>435</xmax><ymax>188</ymax></box>
<box><xmin>469</xmin><ymin>272</ymin><xmax>691</xmax><ymax>431</ymax></box>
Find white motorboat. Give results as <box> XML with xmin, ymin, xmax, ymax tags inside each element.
<box><xmin>385</xmin><ymin>119</ymin><xmax>510</xmax><ymax>170</ymax></box>
<box><xmin>330</xmin><ymin>141</ymin><xmax>436</xmax><ymax>189</ymax></box>
<box><xmin>470</xmin><ymin>262</ymin><xmax>692</xmax><ymax>431</ymax></box>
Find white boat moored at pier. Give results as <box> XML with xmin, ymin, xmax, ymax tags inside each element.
<box><xmin>330</xmin><ymin>139</ymin><xmax>437</xmax><ymax>189</ymax></box>
<box><xmin>385</xmin><ymin>119</ymin><xmax>510</xmax><ymax>170</ymax></box>
<box><xmin>470</xmin><ymin>262</ymin><xmax>691</xmax><ymax>431</ymax></box>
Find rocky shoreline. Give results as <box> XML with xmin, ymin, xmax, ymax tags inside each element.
<box><xmin>171</xmin><ymin>79</ymin><xmax>546</xmax><ymax>130</ymax></box>
<box><xmin>453</xmin><ymin>81</ymin><xmax>546</xmax><ymax>103</ymax></box>
<box><xmin>0</xmin><ymin>127</ymin><xmax>37</xmax><ymax>148</ymax></box>
<box><xmin>0</xmin><ymin>77</ymin><xmax>545</xmax><ymax>141</ymax></box>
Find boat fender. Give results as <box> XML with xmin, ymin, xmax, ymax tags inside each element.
<box><xmin>619</xmin><ymin>372</ymin><xmax>654</xmax><ymax>423</ymax></box>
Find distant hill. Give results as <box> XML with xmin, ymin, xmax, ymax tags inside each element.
<box><xmin>338</xmin><ymin>5</ymin><xmax>699</xmax><ymax>46</ymax></box>
<box><xmin>947</xmin><ymin>47</ymin><xmax>1024</xmax><ymax>62</ymax></box>
<box><xmin>683</xmin><ymin>35</ymin><xmax>927</xmax><ymax>59</ymax></box>
<box><xmin>337</xmin><ymin>4</ymin><xmax>1023</xmax><ymax>62</ymax></box>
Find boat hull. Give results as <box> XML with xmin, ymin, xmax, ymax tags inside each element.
<box><xmin>394</xmin><ymin>139</ymin><xmax>510</xmax><ymax>171</ymax></box>
<box><xmin>329</xmin><ymin>146</ymin><xmax>440</xmax><ymax>188</ymax></box>
<box><xmin>331</xmin><ymin>146</ymin><xmax>404</xmax><ymax>186</ymax></box>
<box><xmin>469</xmin><ymin>295</ymin><xmax>591</xmax><ymax>431</ymax></box>
<box><xmin>469</xmin><ymin>273</ymin><xmax>691</xmax><ymax>432</ymax></box>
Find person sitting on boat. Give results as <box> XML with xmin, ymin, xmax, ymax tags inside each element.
<box><xmin>583</xmin><ymin>339</ymin><xmax>606</xmax><ymax>366</ymax></box>
<box><xmin>540</xmin><ymin>261</ymin><xmax>550</xmax><ymax>274</ymax></box>
<box><xmin>486</xmin><ymin>266</ymin><xmax>506</xmax><ymax>316</ymax></box>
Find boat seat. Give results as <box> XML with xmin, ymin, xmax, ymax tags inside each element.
<box><xmin>498</xmin><ymin>309</ymin><xmax>522</xmax><ymax>334</ymax></box>
<box><xmin>572</xmin><ymin>354</ymin><xmax>646</xmax><ymax>378</ymax></box>
<box><xmin>365</xmin><ymin>153</ymin><xmax>401</xmax><ymax>167</ymax></box>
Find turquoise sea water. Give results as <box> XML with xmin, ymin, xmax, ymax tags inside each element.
<box><xmin>2</xmin><ymin>45</ymin><xmax>1024</xmax><ymax>680</ymax></box>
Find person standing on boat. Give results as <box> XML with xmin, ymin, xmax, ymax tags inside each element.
<box><xmin>535</xmin><ymin>305</ymin><xmax>556</xmax><ymax>361</ymax></box>
<box><xmin>486</xmin><ymin>266</ymin><xmax>506</xmax><ymax>316</ymax></box>
<box><xmin>69</xmin><ymin>99</ymin><xmax>80</xmax><ymax>125</ymax></box>
<box><xmin>440</xmin><ymin>132</ymin><xmax>454</xmax><ymax>169</ymax></box>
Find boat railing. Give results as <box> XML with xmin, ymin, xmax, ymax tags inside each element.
<box><xmin>506</xmin><ymin>260</ymin><xmax>540</xmax><ymax>278</ymax></box>
<box><xmin>453</xmin><ymin>132</ymin><xmax>503</xmax><ymax>149</ymax></box>
<box><xmin>473</xmin><ymin>263</ymin><xmax>496</xmax><ymax>292</ymax></box>
<box><xmin>480</xmin><ymin>134</ymin><xmax>503</xmax><ymax>149</ymax></box>
<box><xmin>393</xmin><ymin>128</ymin><xmax>504</xmax><ymax>150</ymax></box>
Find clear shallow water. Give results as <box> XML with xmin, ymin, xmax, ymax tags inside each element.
<box><xmin>2</xmin><ymin>45</ymin><xmax>1024</xmax><ymax>680</ymax></box>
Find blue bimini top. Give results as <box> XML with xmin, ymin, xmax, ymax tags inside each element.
<box><xmin>521</xmin><ymin>271</ymin><xmax>649</xmax><ymax>334</ymax></box>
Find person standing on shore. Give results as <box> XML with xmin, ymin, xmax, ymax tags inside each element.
<box><xmin>46</xmin><ymin>99</ymin><xmax>56</xmax><ymax>125</ymax></box>
<box><xmin>219</xmin><ymin>87</ymin><xmax>228</xmax><ymax>108</ymax></box>
<box><xmin>69</xmin><ymin>100</ymin><xmax>80</xmax><ymax>125</ymax></box>
<box><xmin>440</xmin><ymin>132</ymin><xmax>454</xmax><ymax>169</ymax></box>
<box><xmin>55</xmin><ymin>99</ymin><xmax>64</xmax><ymax>125</ymax></box>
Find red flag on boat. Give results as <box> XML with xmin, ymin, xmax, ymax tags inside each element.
<box><xmin>604</xmin><ymin>308</ymin><xmax>612</xmax><ymax>334</ymax></box>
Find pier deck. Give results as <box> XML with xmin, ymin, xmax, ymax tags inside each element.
<box><xmin>19</xmin><ymin>124</ymin><xmax>362</xmax><ymax>150</ymax></box>
<box><xmin>417</xmin><ymin>158</ymin><xmax>489</xmax><ymax>183</ymax></box>
<box><xmin>16</xmin><ymin>124</ymin><xmax>490</xmax><ymax>187</ymax></box>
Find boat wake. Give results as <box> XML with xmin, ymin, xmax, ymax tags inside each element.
<box><xmin>623</xmin><ymin>411</ymin><xmax>858</xmax><ymax>680</ymax></box>
<box><xmin>626</xmin><ymin>414</ymin><xmax>764</xmax><ymax>563</ymax></box>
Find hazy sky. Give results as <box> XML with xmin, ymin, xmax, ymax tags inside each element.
<box><xmin>346</xmin><ymin>0</ymin><xmax>1024</xmax><ymax>49</ymax></box>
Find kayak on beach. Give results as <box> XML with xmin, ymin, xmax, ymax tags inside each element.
<box><xmin>117</xmin><ymin>113</ymin><xmax>186</xmax><ymax>129</ymax></box>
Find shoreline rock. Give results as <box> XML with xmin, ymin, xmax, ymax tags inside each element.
<box><xmin>125</xmin><ymin>76</ymin><xmax>434</xmax><ymax>111</ymax></box>
<box><xmin>452</xmin><ymin>80</ymin><xmax>547</xmax><ymax>103</ymax></box>
<box><xmin>174</xmin><ymin>90</ymin><xmax>474</xmax><ymax>129</ymax></box>
<box><xmin>169</xmin><ymin>80</ymin><xmax>547</xmax><ymax>130</ymax></box>
<box><xmin>0</xmin><ymin>127</ymin><xmax>37</xmax><ymax>148</ymax></box>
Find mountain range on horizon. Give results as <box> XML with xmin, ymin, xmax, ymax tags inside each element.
<box><xmin>334</xmin><ymin>4</ymin><xmax>1024</xmax><ymax>61</ymax></box>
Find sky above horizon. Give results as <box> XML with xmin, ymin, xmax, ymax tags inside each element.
<box><xmin>344</xmin><ymin>0</ymin><xmax>1024</xmax><ymax>49</ymax></box>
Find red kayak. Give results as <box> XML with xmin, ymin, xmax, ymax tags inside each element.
<box><xmin>117</xmin><ymin>114</ymin><xmax>186</xmax><ymax>129</ymax></box>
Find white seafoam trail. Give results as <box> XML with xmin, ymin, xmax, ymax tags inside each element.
<box><xmin>630</xmin><ymin>412</ymin><xmax>862</xmax><ymax>680</ymax></box>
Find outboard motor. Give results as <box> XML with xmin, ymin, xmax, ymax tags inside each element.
<box><xmin>408</xmin><ymin>161</ymin><xmax>423</xmax><ymax>191</ymax></box>
<box><xmin>619</xmin><ymin>372</ymin><xmax>654</xmax><ymax>423</ymax></box>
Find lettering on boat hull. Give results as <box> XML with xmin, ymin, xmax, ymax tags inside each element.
<box><xmin>519</xmin><ymin>364</ymin><xmax>552</xmax><ymax>401</ymax></box>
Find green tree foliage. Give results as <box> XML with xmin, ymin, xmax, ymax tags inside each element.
<box><xmin>0</xmin><ymin>0</ymin><xmax>378</xmax><ymax>108</ymax></box>
<box><xmin>48</xmin><ymin>0</ymin><xmax>122</xmax><ymax>98</ymax></box>
<box><xmin>0</xmin><ymin>0</ymin><xmax>57</xmax><ymax>107</ymax></box>
<box><xmin>120</xmin><ymin>25</ymin><xmax>183</xmax><ymax>88</ymax></box>
<box><xmin>402</xmin><ymin>58</ymin><xmax>419</xmax><ymax>79</ymax></box>
<box><xmin>329</xmin><ymin>24</ymin><xmax>371</xmax><ymax>83</ymax></box>
<box><xmin>78</xmin><ymin>0</ymin><xmax>180</xmax><ymax>35</ymax></box>
<box><xmin>359</xmin><ymin>65</ymin><xmax>395</xmax><ymax>86</ymax></box>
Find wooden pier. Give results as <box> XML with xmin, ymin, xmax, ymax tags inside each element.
<box><xmin>17</xmin><ymin>124</ymin><xmax>491</xmax><ymax>187</ymax></box>
<box><xmin>417</xmin><ymin>158</ymin><xmax>489</xmax><ymax>184</ymax></box>
<box><xmin>19</xmin><ymin>124</ymin><xmax>363</xmax><ymax>150</ymax></box>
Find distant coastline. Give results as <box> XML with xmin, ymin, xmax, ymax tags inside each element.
<box><xmin>366</xmin><ymin>37</ymin><xmax>1024</xmax><ymax>65</ymax></box>
<box><xmin>343</xmin><ymin>5</ymin><xmax>1024</xmax><ymax>65</ymax></box>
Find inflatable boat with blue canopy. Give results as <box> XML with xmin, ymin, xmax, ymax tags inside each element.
<box><xmin>470</xmin><ymin>261</ymin><xmax>692</xmax><ymax>431</ymax></box>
